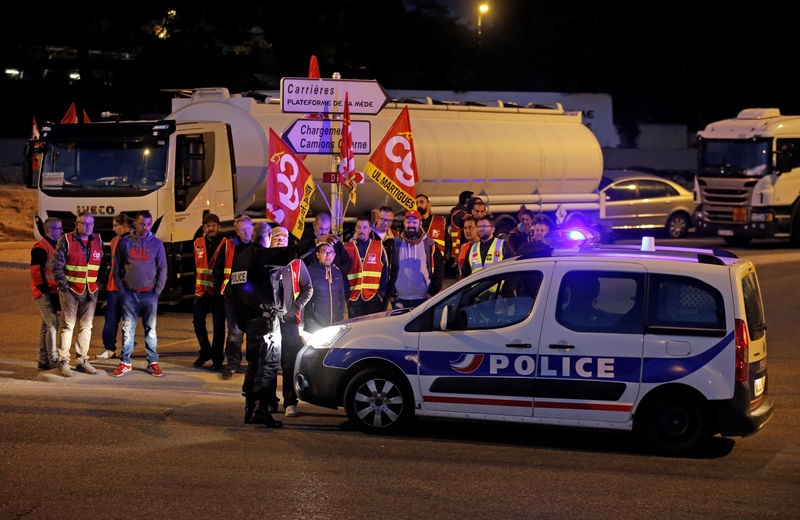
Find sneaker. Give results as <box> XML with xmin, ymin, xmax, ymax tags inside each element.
<box><xmin>75</xmin><ymin>359</ymin><xmax>97</xmax><ymax>375</ymax></box>
<box><xmin>285</xmin><ymin>405</ymin><xmax>297</xmax><ymax>417</ymax></box>
<box><xmin>59</xmin><ymin>360</ymin><xmax>72</xmax><ymax>378</ymax></box>
<box><xmin>147</xmin><ymin>363</ymin><xmax>163</xmax><ymax>377</ymax></box>
<box><xmin>38</xmin><ymin>361</ymin><xmax>51</xmax><ymax>370</ymax></box>
<box><xmin>96</xmin><ymin>349</ymin><xmax>116</xmax><ymax>360</ymax></box>
<box><xmin>113</xmin><ymin>362</ymin><xmax>132</xmax><ymax>377</ymax></box>
<box><xmin>221</xmin><ymin>366</ymin><xmax>237</xmax><ymax>380</ymax></box>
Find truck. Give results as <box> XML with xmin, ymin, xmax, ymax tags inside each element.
<box><xmin>24</xmin><ymin>86</ymin><xmax>606</xmax><ymax>303</ymax></box>
<box><xmin>694</xmin><ymin>108</ymin><xmax>800</xmax><ymax>246</ymax></box>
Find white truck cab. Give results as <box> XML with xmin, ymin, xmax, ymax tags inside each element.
<box><xmin>295</xmin><ymin>233</ymin><xmax>773</xmax><ymax>454</ymax></box>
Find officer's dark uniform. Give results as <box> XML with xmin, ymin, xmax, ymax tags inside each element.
<box><xmin>227</xmin><ymin>243</ymin><xmax>291</xmax><ymax>428</ymax></box>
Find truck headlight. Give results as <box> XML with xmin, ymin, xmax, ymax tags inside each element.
<box><xmin>306</xmin><ymin>325</ymin><xmax>349</xmax><ymax>349</ymax></box>
<box><xmin>750</xmin><ymin>212</ymin><xmax>772</xmax><ymax>222</ymax></box>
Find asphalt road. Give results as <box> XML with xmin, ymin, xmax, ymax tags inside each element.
<box><xmin>1</xmin><ymin>237</ymin><xmax>798</xmax><ymax>519</ymax></box>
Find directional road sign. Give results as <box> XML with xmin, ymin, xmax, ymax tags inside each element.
<box><xmin>282</xmin><ymin>119</ymin><xmax>371</xmax><ymax>155</ymax></box>
<box><xmin>281</xmin><ymin>78</ymin><xmax>391</xmax><ymax>115</ymax></box>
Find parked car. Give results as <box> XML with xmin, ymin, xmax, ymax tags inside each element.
<box><xmin>599</xmin><ymin>170</ymin><xmax>695</xmax><ymax>239</ymax></box>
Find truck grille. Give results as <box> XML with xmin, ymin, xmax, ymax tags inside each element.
<box><xmin>697</xmin><ymin>178</ymin><xmax>757</xmax><ymax>223</ymax></box>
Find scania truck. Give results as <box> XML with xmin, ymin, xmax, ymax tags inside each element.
<box><xmin>25</xmin><ymin>86</ymin><xmax>606</xmax><ymax>302</ymax></box>
<box><xmin>694</xmin><ymin>108</ymin><xmax>800</xmax><ymax>246</ymax></box>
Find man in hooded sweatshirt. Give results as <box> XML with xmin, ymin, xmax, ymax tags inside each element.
<box><xmin>387</xmin><ymin>210</ymin><xmax>444</xmax><ymax>309</ymax></box>
<box><xmin>112</xmin><ymin>210</ymin><xmax>167</xmax><ymax>377</ymax></box>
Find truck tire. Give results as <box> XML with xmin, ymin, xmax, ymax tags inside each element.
<box><xmin>637</xmin><ymin>388</ymin><xmax>711</xmax><ymax>455</ymax></box>
<box><xmin>665</xmin><ymin>213</ymin><xmax>690</xmax><ymax>239</ymax></box>
<box><xmin>723</xmin><ymin>236</ymin><xmax>752</xmax><ymax>247</ymax></box>
<box><xmin>343</xmin><ymin>368</ymin><xmax>414</xmax><ymax>435</ymax></box>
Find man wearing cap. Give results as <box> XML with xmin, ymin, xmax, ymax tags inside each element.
<box><xmin>272</xmin><ymin>226</ymin><xmax>313</xmax><ymax>417</ymax></box>
<box><xmin>343</xmin><ymin>215</ymin><xmax>389</xmax><ymax>318</ymax></box>
<box><xmin>192</xmin><ymin>213</ymin><xmax>225</xmax><ymax>370</ymax></box>
<box><xmin>387</xmin><ymin>210</ymin><xmax>443</xmax><ymax>309</ymax></box>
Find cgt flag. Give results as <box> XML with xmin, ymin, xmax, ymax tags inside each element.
<box><xmin>266</xmin><ymin>128</ymin><xmax>315</xmax><ymax>239</ymax></box>
<box><xmin>363</xmin><ymin>106</ymin><xmax>418</xmax><ymax>211</ymax></box>
<box><xmin>339</xmin><ymin>92</ymin><xmax>357</xmax><ymax>205</ymax></box>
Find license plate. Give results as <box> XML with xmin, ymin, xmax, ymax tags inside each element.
<box><xmin>754</xmin><ymin>375</ymin><xmax>765</xmax><ymax>397</ymax></box>
<box><xmin>718</xmin><ymin>229</ymin><xmax>734</xmax><ymax>236</ymax></box>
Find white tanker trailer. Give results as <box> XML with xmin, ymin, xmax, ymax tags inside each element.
<box><xmin>27</xmin><ymin>87</ymin><xmax>605</xmax><ymax>302</ymax></box>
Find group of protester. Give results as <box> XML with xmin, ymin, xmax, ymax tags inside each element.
<box><xmin>31</xmin><ymin>190</ymin><xmax>551</xmax><ymax>428</ymax></box>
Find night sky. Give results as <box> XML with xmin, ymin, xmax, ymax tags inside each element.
<box><xmin>1</xmin><ymin>1</ymin><xmax>796</xmax><ymax>138</ymax></box>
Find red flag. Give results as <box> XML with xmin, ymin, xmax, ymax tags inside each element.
<box><xmin>339</xmin><ymin>93</ymin><xmax>358</xmax><ymax>204</ymax></box>
<box><xmin>266</xmin><ymin>129</ymin><xmax>316</xmax><ymax>239</ymax></box>
<box><xmin>31</xmin><ymin>117</ymin><xmax>40</xmax><ymax>140</ymax></box>
<box><xmin>363</xmin><ymin>106</ymin><xmax>419</xmax><ymax>211</ymax></box>
<box><xmin>61</xmin><ymin>103</ymin><xmax>78</xmax><ymax>124</ymax></box>
<box><xmin>82</xmin><ymin>110</ymin><xmax>91</xmax><ymax>123</ymax></box>
<box><xmin>308</xmin><ymin>55</ymin><xmax>320</xmax><ymax>79</ymax></box>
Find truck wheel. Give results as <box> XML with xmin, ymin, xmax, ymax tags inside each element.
<box><xmin>665</xmin><ymin>213</ymin><xmax>689</xmax><ymax>239</ymax></box>
<box><xmin>637</xmin><ymin>389</ymin><xmax>710</xmax><ymax>455</ymax></box>
<box><xmin>344</xmin><ymin>368</ymin><xmax>414</xmax><ymax>435</ymax></box>
<box><xmin>723</xmin><ymin>236</ymin><xmax>751</xmax><ymax>247</ymax></box>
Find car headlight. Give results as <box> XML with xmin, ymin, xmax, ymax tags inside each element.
<box><xmin>306</xmin><ymin>325</ymin><xmax>350</xmax><ymax>349</ymax></box>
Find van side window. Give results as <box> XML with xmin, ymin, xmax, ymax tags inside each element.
<box><xmin>741</xmin><ymin>273</ymin><xmax>766</xmax><ymax>341</ymax></box>
<box><xmin>429</xmin><ymin>271</ymin><xmax>543</xmax><ymax>331</ymax></box>
<box><xmin>646</xmin><ymin>274</ymin><xmax>725</xmax><ymax>336</ymax></box>
<box><xmin>556</xmin><ymin>271</ymin><xmax>644</xmax><ymax>334</ymax></box>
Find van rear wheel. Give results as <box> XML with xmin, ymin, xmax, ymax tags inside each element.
<box><xmin>344</xmin><ymin>368</ymin><xmax>414</xmax><ymax>435</ymax></box>
<box><xmin>638</xmin><ymin>389</ymin><xmax>711</xmax><ymax>455</ymax></box>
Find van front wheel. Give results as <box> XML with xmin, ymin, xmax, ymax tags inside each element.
<box><xmin>344</xmin><ymin>368</ymin><xmax>414</xmax><ymax>434</ymax></box>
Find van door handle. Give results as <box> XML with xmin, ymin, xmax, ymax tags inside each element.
<box><xmin>506</xmin><ymin>343</ymin><xmax>531</xmax><ymax>349</ymax></box>
<box><xmin>549</xmin><ymin>343</ymin><xmax>575</xmax><ymax>350</ymax></box>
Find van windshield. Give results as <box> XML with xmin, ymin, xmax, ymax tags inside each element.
<box><xmin>742</xmin><ymin>273</ymin><xmax>766</xmax><ymax>340</ymax></box>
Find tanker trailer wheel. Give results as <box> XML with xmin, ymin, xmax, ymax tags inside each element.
<box><xmin>344</xmin><ymin>368</ymin><xmax>414</xmax><ymax>435</ymax></box>
<box><xmin>665</xmin><ymin>212</ymin><xmax>690</xmax><ymax>239</ymax></box>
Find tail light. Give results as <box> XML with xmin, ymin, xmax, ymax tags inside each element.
<box><xmin>735</xmin><ymin>319</ymin><xmax>749</xmax><ymax>382</ymax></box>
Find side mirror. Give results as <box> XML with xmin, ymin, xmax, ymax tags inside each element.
<box><xmin>439</xmin><ymin>305</ymin><xmax>450</xmax><ymax>331</ymax></box>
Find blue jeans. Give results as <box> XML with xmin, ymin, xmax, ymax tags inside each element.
<box><xmin>102</xmin><ymin>290</ymin><xmax>123</xmax><ymax>351</ymax></box>
<box><xmin>35</xmin><ymin>294</ymin><xmax>59</xmax><ymax>365</ymax></box>
<box><xmin>120</xmin><ymin>290</ymin><xmax>159</xmax><ymax>364</ymax></box>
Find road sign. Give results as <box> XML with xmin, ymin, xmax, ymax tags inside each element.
<box><xmin>280</xmin><ymin>78</ymin><xmax>391</xmax><ymax>115</ymax></box>
<box><xmin>282</xmin><ymin>119</ymin><xmax>371</xmax><ymax>155</ymax></box>
<box><xmin>322</xmin><ymin>171</ymin><xmax>365</xmax><ymax>184</ymax></box>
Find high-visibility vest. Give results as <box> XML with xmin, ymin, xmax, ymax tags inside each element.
<box><xmin>468</xmin><ymin>238</ymin><xmax>505</xmax><ymax>274</ymax></box>
<box><xmin>64</xmin><ymin>232</ymin><xmax>103</xmax><ymax>295</ymax></box>
<box><xmin>288</xmin><ymin>258</ymin><xmax>302</xmax><ymax>323</ymax></box>
<box><xmin>106</xmin><ymin>235</ymin><xmax>124</xmax><ymax>292</ymax></box>
<box><xmin>194</xmin><ymin>237</ymin><xmax>216</xmax><ymax>296</ymax></box>
<box><xmin>220</xmin><ymin>238</ymin><xmax>236</xmax><ymax>295</ymax></box>
<box><xmin>425</xmin><ymin>215</ymin><xmax>447</xmax><ymax>255</ymax></box>
<box><xmin>30</xmin><ymin>238</ymin><xmax>58</xmax><ymax>299</ymax></box>
<box><xmin>449</xmin><ymin>208</ymin><xmax>464</xmax><ymax>259</ymax></box>
<box><xmin>457</xmin><ymin>242</ymin><xmax>476</xmax><ymax>280</ymax></box>
<box><xmin>343</xmin><ymin>239</ymin><xmax>385</xmax><ymax>302</ymax></box>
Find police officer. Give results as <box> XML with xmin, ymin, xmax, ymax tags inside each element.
<box><xmin>227</xmin><ymin>224</ymin><xmax>291</xmax><ymax>428</ymax></box>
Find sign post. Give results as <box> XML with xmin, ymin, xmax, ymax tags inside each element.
<box><xmin>280</xmin><ymin>78</ymin><xmax>390</xmax><ymax>115</ymax></box>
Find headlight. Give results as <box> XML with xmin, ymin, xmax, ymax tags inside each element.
<box><xmin>306</xmin><ymin>325</ymin><xmax>350</xmax><ymax>349</ymax></box>
<box><xmin>750</xmin><ymin>212</ymin><xmax>772</xmax><ymax>222</ymax></box>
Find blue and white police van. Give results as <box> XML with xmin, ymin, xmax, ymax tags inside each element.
<box><xmin>294</xmin><ymin>232</ymin><xmax>773</xmax><ymax>454</ymax></box>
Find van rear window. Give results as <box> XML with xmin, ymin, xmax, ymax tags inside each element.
<box><xmin>742</xmin><ymin>273</ymin><xmax>766</xmax><ymax>341</ymax></box>
<box><xmin>646</xmin><ymin>274</ymin><xmax>725</xmax><ymax>335</ymax></box>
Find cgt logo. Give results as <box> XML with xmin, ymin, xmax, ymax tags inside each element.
<box><xmin>77</xmin><ymin>205</ymin><xmax>115</xmax><ymax>216</ymax></box>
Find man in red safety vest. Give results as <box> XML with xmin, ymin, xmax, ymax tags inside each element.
<box><xmin>416</xmin><ymin>194</ymin><xmax>451</xmax><ymax>260</ymax></box>
<box><xmin>192</xmin><ymin>213</ymin><xmax>225</xmax><ymax>370</ymax></box>
<box><xmin>31</xmin><ymin>217</ymin><xmax>63</xmax><ymax>370</ymax></box>
<box><xmin>52</xmin><ymin>212</ymin><xmax>105</xmax><ymax>377</ymax></box>
<box><xmin>344</xmin><ymin>215</ymin><xmax>389</xmax><ymax>317</ymax></box>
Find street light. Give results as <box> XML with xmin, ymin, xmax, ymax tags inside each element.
<box><xmin>478</xmin><ymin>4</ymin><xmax>489</xmax><ymax>39</ymax></box>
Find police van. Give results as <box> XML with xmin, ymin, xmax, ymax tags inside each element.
<box><xmin>294</xmin><ymin>232</ymin><xmax>773</xmax><ymax>454</ymax></box>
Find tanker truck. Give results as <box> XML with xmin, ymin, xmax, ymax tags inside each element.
<box><xmin>694</xmin><ymin>108</ymin><xmax>800</xmax><ymax>246</ymax></box>
<box><xmin>26</xmin><ymin>86</ymin><xmax>605</xmax><ymax>303</ymax></box>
